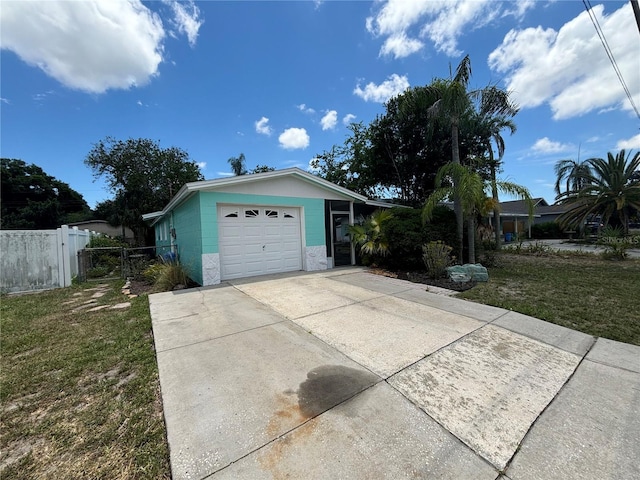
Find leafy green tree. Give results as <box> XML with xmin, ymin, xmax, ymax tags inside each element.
<box><xmin>1</xmin><ymin>158</ymin><xmax>92</xmax><ymax>229</ymax></box>
<box><xmin>251</xmin><ymin>164</ymin><xmax>275</xmax><ymax>174</ymax></box>
<box><xmin>423</xmin><ymin>163</ymin><xmax>532</xmax><ymax>263</ymax></box>
<box><xmin>311</xmin><ymin>123</ymin><xmax>382</xmax><ymax>198</ymax></box>
<box><xmin>84</xmin><ymin>137</ymin><xmax>204</xmax><ymax>244</ymax></box>
<box><xmin>228</xmin><ymin>153</ymin><xmax>247</xmax><ymax>176</ymax></box>
<box><xmin>557</xmin><ymin>150</ymin><xmax>640</xmax><ymax>234</ymax></box>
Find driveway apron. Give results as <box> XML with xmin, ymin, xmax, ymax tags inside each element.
<box><xmin>149</xmin><ymin>267</ymin><xmax>640</xmax><ymax>480</ymax></box>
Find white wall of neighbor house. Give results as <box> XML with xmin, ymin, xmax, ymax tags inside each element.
<box><xmin>0</xmin><ymin>226</ymin><xmax>94</xmax><ymax>293</ymax></box>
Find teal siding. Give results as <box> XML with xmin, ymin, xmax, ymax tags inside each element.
<box><xmin>199</xmin><ymin>192</ymin><xmax>326</xmax><ymax>253</ymax></box>
<box><xmin>173</xmin><ymin>194</ymin><xmax>203</xmax><ymax>285</ymax></box>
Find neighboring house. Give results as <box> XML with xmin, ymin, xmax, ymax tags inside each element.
<box><xmin>142</xmin><ymin>168</ymin><xmax>389</xmax><ymax>286</ymax></box>
<box><xmin>488</xmin><ymin>198</ymin><xmax>568</xmax><ymax>238</ymax></box>
<box><xmin>67</xmin><ymin>220</ymin><xmax>134</xmax><ymax>243</ymax></box>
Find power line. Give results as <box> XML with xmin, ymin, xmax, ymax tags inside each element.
<box><xmin>582</xmin><ymin>0</ymin><xmax>640</xmax><ymax>120</ymax></box>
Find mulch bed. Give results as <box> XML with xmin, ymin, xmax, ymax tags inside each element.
<box><xmin>369</xmin><ymin>268</ymin><xmax>477</xmax><ymax>292</ymax></box>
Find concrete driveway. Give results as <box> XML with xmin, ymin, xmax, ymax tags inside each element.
<box><xmin>149</xmin><ymin>268</ymin><xmax>639</xmax><ymax>480</ymax></box>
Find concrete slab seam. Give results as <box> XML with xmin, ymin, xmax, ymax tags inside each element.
<box><xmin>382</xmin><ymin>378</ymin><xmax>499</xmax><ymax>476</ymax></box>
<box><xmin>199</xmin><ymin>380</ymin><xmax>385</xmax><ymax>480</ymax></box>
<box><xmin>487</xmin><ymin>312</ymin><xmax>598</xmax><ymax>355</ymax></box>
<box><xmin>501</xmin><ymin>336</ymin><xmax>597</xmax><ymax>477</ymax></box>
<box><xmin>153</xmin><ymin>319</ymin><xmax>287</xmax><ymax>354</ymax></box>
<box><xmin>583</xmin><ymin>358</ymin><xmax>640</xmax><ymax>375</ymax></box>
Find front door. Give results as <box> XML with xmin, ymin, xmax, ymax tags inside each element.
<box><xmin>332</xmin><ymin>213</ymin><xmax>351</xmax><ymax>266</ymax></box>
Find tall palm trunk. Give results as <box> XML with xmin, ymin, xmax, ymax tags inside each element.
<box><xmin>451</xmin><ymin>121</ymin><xmax>464</xmax><ymax>262</ymax></box>
<box><xmin>490</xmin><ymin>161</ymin><xmax>501</xmax><ymax>248</ymax></box>
<box><xmin>467</xmin><ymin>216</ymin><xmax>476</xmax><ymax>263</ymax></box>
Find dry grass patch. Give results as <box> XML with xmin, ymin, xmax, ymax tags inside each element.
<box><xmin>0</xmin><ymin>281</ymin><xmax>170</xmax><ymax>479</ymax></box>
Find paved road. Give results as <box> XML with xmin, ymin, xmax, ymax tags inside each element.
<box><xmin>517</xmin><ymin>238</ymin><xmax>640</xmax><ymax>258</ymax></box>
<box><xmin>149</xmin><ymin>268</ymin><xmax>640</xmax><ymax>480</ymax></box>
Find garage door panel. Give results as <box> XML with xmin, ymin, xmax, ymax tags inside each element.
<box><xmin>218</xmin><ymin>205</ymin><xmax>303</xmax><ymax>280</ymax></box>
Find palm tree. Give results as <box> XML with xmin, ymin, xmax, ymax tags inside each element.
<box><xmin>557</xmin><ymin>150</ymin><xmax>640</xmax><ymax>234</ymax></box>
<box><xmin>473</xmin><ymin>113</ymin><xmax>518</xmax><ymax>247</ymax></box>
<box><xmin>228</xmin><ymin>153</ymin><xmax>247</xmax><ymax>176</ymax></box>
<box><xmin>423</xmin><ymin>163</ymin><xmax>532</xmax><ymax>263</ymax></box>
<box><xmin>554</xmin><ymin>158</ymin><xmax>593</xmax><ymax>197</ymax></box>
<box><xmin>348</xmin><ymin>209</ymin><xmax>394</xmax><ymax>258</ymax></box>
<box><xmin>423</xmin><ymin>55</ymin><xmax>518</xmax><ymax>260</ymax></box>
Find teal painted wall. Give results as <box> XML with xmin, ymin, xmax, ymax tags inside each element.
<box><xmin>172</xmin><ymin>194</ymin><xmax>203</xmax><ymax>285</ymax></box>
<box><xmin>198</xmin><ymin>192</ymin><xmax>326</xmax><ymax>253</ymax></box>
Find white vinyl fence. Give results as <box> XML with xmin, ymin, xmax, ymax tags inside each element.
<box><xmin>0</xmin><ymin>225</ymin><xmax>95</xmax><ymax>293</ymax></box>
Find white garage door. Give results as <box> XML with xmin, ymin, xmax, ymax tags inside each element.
<box><xmin>218</xmin><ymin>205</ymin><xmax>303</xmax><ymax>280</ymax></box>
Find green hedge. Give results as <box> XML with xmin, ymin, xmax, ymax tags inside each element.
<box><xmin>381</xmin><ymin>206</ymin><xmax>456</xmax><ymax>270</ymax></box>
<box><xmin>531</xmin><ymin>221</ymin><xmax>563</xmax><ymax>239</ymax></box>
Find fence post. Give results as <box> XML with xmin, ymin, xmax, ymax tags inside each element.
<box><xmin>56</xmin><ymin>228</ymin><xmax>65</xmax><ymax>288</ymax></box>
<box><xmin>60</xmin><ymin>225</ymin><xmax>72</xmax><ymax>287</ymax></box>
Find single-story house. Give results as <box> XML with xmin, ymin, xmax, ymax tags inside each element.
<box><xmin>487</xmin><ymin>198</ymin><xmax>568</xmax><ymax>238</ymax></box>
<box><xmin>142</xmin><ymin>168</ymin><xmax>391</xmax><ymax>286</ymax></box>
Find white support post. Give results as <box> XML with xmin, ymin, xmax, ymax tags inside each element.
<box><xmin>60</xmin><ymin>225</ymin><xmax>72</xmax><ymax>287</ymax></box>
<box><xmin>56</xmin><ymin>228</ymin><xmax>65</xmax><ymax>288</ymax></box>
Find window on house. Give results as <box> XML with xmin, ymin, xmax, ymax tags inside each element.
<box><xmin>265</xmin><ymin>209</ymin><xmax>278</xmax><ymax>218</ymax></box>
<box><xmin>283</xmin><ymin>210</ymin><xmax>295</xmax><ymax>218</ymax></box>
<box><xmin>245</xmin><ymin>209</ymin><xmax>259</xmax><ymax>218</ymax></box>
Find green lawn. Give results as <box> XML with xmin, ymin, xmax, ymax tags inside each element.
<box><xmin>458</xmin><ymin>252</ymin><xmax>640</xmax><ymax>346</ymax></box>
<box><xmin>0</xmin><ymin>281</ymin><xmax>170</xmax><ymax>479</ymax></box>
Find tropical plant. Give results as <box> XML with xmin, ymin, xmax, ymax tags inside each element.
<box><xmin>472</xmin><ymin>113</ymin><xmax>518</xmax><ymax>247</ymax></box>
<box><xmin>557</xmin><ymin>150</ymin><xmax>640</xmax><ymax>234</ymax></box>
<box><xmin>228</xmin><ymin>153</ymin><xmax>247</xmax><ymax>176</ymax></box>
<box><xmin>423</xmin><ymin>163</ymin><xmax>532</xmax><ymax>263</ymax></box>
<box><xmin>418</xmin><ymin>55</ymin><xmax>519</xmax><ymax>259</ymax></box>
<box><xmin>348</xmin><ymin>209</ymin><xmax>394</xmax><ymax>260</ymax></box>
<box><xmin>554</xmin><ymin>158</ymin><xmax>594</xmax><ymax>197</ymax></box>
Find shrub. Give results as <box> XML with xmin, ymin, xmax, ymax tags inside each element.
<box><xmin>143</xmin><ymin>262</ymin><xmax>189</xmax><ymax>291</ymax></box>
<box><xmin>382</xmin><ymin>206</ymin><xmax>456</xmax><ymax>270</ymax></box>
<box><xmin>598</xmin><ymin>226</ymin><xmax>630</xmax><ymax>260</ymax></box>
<box><xmin>422</xmin><ymin>241</ymin><xmax>453</xmax><ymax>279</ymax></box>
<box><xmin>531</xmin><ymin>221</ymin><xmax>563</xmax><ymax>239</ymax></box>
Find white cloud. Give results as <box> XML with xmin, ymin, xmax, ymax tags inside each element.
<box><xmin>216</xmin><ymin>171</ymin><xmax>235</xmax><ymax>177</ymax></box>
<box><xmin>366</xmin><ymin>0</ymin><xmax>535</xmax><ymax>57</ymax></box>
<box><xmin>379</xmin><ymin>33</ymin><xmax>424</xmax><ymax>59</ymax></box>
<box><xmin>353</xmin><ymin>74</ymin><xmax>409</xmax><ymax>103</ymax></box>
<box><xmin>0</xmin><ymin>97</ymin><xmax>9</xmax><ymax>104</ymax></box>
<box><xmin>279</xmin><ymin>128</ymin><xmax>310</xmax><ymax>150</ymax></box>
<box><xmin>489</xmin><ymin>3</ymin><xmax>639</xmax><ymax>120</ymax></box>
<box><xmin>617</xmin><ymin>133</ymin><xmax>640</xmax><ymax>150</ymax></box>
<box><xmin>320</xmin><ymin>110</ymin><xmax>338</xmax><ymax>130</ymax></box>
<box><xmin>342</xmin><ymin>113</ymin><xmax>356</xmax><ymax>125</ymax></box>
<box><xmin>255</xmin><ymin>116</ymin><xmax>273</xmax><ymax>136</ymax></box>
<box><xmin>532</xmin><ymin>137</ymin><xmax>573</xmax><ymax>154</ymax></box>
<box><xmin>197</xmin><ymin>161</ymin><xmax>207</xmax><ymax>170</ymax></box>
<box><xmin>0</xmin><ymin>0</ymin><xmax>166</xmax><ymax>94</ymax></box>
<box><xmin>164</xmin><ymin>0</ymin><xmax>203</xmax><ymax>47</ymax></box>
<box><xmin>297</xmin><ymin>103</ymin><xmax>315</xmax><ymax>114</ymax></box>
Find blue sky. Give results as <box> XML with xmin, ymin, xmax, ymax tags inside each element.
<box><xmin>2</xmin><ymin>0</ymin><xmax>639</xmax><ymax>209</ymax></box>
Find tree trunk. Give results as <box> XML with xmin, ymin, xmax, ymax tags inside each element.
<box><xmin>451</xmin><ymin>122</ymin><xmax>464</xmax><ymax>263</ymax></box>
<box><xmin>490</xmin><ymin>162</ymin><xmax>501</xmax><ymax>249</ymax></box>
<box><xmin>467</xmin><ymin>216</ymin><xmax>476</xmax><ymax>264</ymax></box>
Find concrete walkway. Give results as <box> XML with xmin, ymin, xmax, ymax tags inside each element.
<box><xmin>149</xmin><ymin>268</ymin><xmax>640</xmax><ymax>480</ymax></box>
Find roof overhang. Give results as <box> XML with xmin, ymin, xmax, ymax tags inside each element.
<box><xmin>143</xmin><ymin>167</ymin><xmax>369</xmax><ymax>223</ymax></box>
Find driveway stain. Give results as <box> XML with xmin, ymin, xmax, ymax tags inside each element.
<box><xmin>259</xmin><ymin>365</ymin><xmax>379</xmax><ymax>476</ymax></box>
<box><xmin>297</xmin><ymin>365</ymin><xmax>379</xmax><ymax>418</ymax></box>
